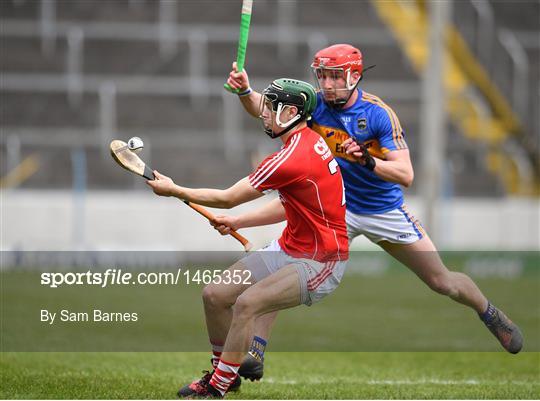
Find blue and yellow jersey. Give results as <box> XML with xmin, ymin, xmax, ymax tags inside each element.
<box><xmin>309</xmin><ymin>89</ymin><xmax>408</xmax><ymax>214</ymax></box>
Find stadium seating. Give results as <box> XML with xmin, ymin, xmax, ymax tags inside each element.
<box><xmin>0</xmin><ymin>0</ymin><xmax>537</xmax><ymax>195</ymax></box>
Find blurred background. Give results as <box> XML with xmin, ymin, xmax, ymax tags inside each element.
<box><xmin>1</xmin><ymin>0</ymin><xmax>539</xmax><ymax>252</ymax></box>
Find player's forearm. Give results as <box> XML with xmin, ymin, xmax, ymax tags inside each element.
<box><xmin>236</xmin><ymin>198</ymin><xmax>286</xmax><ymax>228</ymax></box>
<box><xmin>171</xmin><ymin>186</ymin><xmax>234</xmax><ymax>208</ymax></box>
<box><xmin>373</xmin><ymin>159</ymin><xmax>414</xmax><ymax>188</ymax></box>
<box><xmin>170</xmin><ymin>177</ymin><xmax>261</xmax><ymax>208</ymax></box>
<box><xmin>239</xmin><ymin>91</ymin><xmax>262</xmax><ymax>118</ymax></box>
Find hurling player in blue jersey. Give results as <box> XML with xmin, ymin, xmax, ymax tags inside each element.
<box><xmin>222</xmin><ymin>44</ymin><xmax>523</xmax><ymax>381</ymax></box>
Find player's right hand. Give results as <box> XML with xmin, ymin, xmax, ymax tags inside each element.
<box><xmin>210</xmin><ymin>215</ymin><xmax>241</xmax><ymax>235</ymax></box>
<box><xmin>227</xmin><ymin>61</ymin><xmax>250</xmax><ymax>92</ymax></box>
<box><xmin>146</xmin><ymin>170</ymin><xmax>176</xmax><ymax>197</ymax></box>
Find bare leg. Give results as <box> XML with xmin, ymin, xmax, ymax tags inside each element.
<box><xmin>238</xmin><ymin>312</ymin><xmax>276</xmax><ymax>381</ymax></box>
<box><xmin>253</xmin><ymin>311</ymin><xmax>278</xmax><ymax>340</ymax></box>
<box><xmin>221</xmin><ymin>264</ymin><xmax>302</xmax><ymax>364</ymax></box>
<box><xmin>177</xmin><ymin>261</ymin><xmax>256</xmax><ymax>398</ymax></box>
<box><xmin>202</xmin><ymin>260</ymin><xmax>253</xmax><ymax>344</ymax></box>
<box><xmin>379</xmin><ymin>235</ymin><xmax>488</xmax><ymax>313</ymax></box>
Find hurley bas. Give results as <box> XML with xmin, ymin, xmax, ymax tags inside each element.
<box><xmin>41</xmin><ymin>309</ymin><xmax>138</xmax><ymax>325</ymax></box>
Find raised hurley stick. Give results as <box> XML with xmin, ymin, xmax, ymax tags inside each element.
<box><xmin>224</xmin><ymin>0</ymin><xmax>253</xmax><ymax>93</ymax></box>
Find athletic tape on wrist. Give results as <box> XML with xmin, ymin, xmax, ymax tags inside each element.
<box><xmin>238</xmin><ymin>87</ymin><xmax>253</xmax><ymax>97</ymax></box>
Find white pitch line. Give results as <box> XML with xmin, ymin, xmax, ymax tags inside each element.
<box><xmin>367</xmin><ymin>379</ymin><xmax>480</xmax><ymax>385</ymax></box>
<box><xmin>264</xmin><ymin>378</ymin><xmax>299</xmax><ymax>385</ymax></box>
<box><xmin>262</xmin><ymin>377</ymin><xmax>533</xmax><ymax>386</ymax></box>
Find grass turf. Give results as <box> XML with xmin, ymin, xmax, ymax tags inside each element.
<box><xmin>1</xmin><ymin>352</ymin><xmax>539</xmax><ymax>399</ymax></box>
<box><xmin>2</xmin><ymin>263</ymin><xmax>539</xmax><ymax>398</ymax></box>
<box><xmin>3</xmin><ymin>273</ymin><xmax>539</xmax><ymax>352</ymax></box>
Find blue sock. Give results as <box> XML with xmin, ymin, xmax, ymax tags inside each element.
<box><xmin>248</xmin><ymin>336</ymin><xmax>267</xmax><ymax>362</ymax></box>
<box><xmin>479</xmin><ymin>302</ymin><xmax>497</xmax><ymax>323</ymax></box>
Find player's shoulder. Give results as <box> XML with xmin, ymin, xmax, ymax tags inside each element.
<box><xmin>312</xmin><ymin>93</ymin><xmax>326</xmax><ymax>117</ymax></box>
<box><xmin>275</xmin><ymin>129</ymin><xmax>308</xmax><ymax>165</ymax></box>
<box><xmin>299</xmin><ymin>126</ymin><xmax>329</xmax><ymax>152</ymax></box>
<box><xmin>359</xmin><ymin>91</ymin><xmax>401</xmax><ymax>127</ymax></box>
<box><xmin>301</xmin><ymin>125</ymin><xmax>323</xmax><ymax>141</ymax></box>
<box><xmin>359</xmin><ymin>91</ymin><xmax>395</xmax><ymax>113</ymax></box>
<box><xmin>278</xmin><ymin>128</ymin><xmax>321</xmax><ymax>166</ymax></box>
<box><xmin>282</xmin><ymin>127</ymin><xmax>311</xmax><ymax>157</ymax></box>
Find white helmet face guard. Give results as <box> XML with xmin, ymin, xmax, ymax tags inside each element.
<box><xmin>311</xmin><ymin>65</ymin><xmax>358</xmax><ymax>106</ymax></box>
<box><xmin>259</xmin><ymin>95</ymin><xmax>301</xmax><ymax>138</ymax></box>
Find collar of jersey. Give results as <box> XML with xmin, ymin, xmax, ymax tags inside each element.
<box><xmin>281</xmin><ymin>126</ymin><xmax>307</xmax><ymax>148</ymax></box>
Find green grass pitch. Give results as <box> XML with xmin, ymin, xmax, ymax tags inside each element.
<box><xmin>1</xmin><ymin>352</ymin><xmax>539</xmax><ymax>399</ymax></box>
<box><xmin>1</xmin><ymin>263</ymin><xmax>539</xmax><ymax>399</ymax></box>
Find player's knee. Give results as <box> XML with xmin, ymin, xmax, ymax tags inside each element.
<box><xmin>233</xmin><ymin>293</ymin><xmax>258</xmax><ymax>320</ymax></box>
<box><xmin>427</xmin><ymin>274</ymin><xmax>454</xmax><ymax>296</ymax></box>
<box><xmin>202</xmin><ymin>284</ymin><xmax>232</xmax><ymax>308</ymax></box>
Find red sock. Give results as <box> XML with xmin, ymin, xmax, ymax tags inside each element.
<box><xmin>209</xmin><ymin>359</ymin><xmax>240</xmax><ymax>395</ymax></box>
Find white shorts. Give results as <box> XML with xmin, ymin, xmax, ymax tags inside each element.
<box><xmin>239</xmin><ymin>240</ymin><xmax>348</xmax><ymax>306</ymax></box>
<box><xmin>346</xmin><ymin>204</ymin><xmax>426</xmax><ymax>244</ymax></box>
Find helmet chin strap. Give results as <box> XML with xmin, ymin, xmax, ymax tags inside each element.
<box><xmin>328</xmin><ymin>71</ymin><xmax>361</xmax><ymax>109</ymax></box>
<box><xmin>331</xmin><ymin>65</ymin><xmax>375</xmax><ymax>108</ymax></box>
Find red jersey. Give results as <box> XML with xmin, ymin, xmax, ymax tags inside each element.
<box><xmin>248</xmin><ymin>126</ymin><xmax>349</xmax><ymax>262</ymax></box>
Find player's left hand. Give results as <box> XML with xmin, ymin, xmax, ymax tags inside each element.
<box><xmin>343</xmin><ymin>138</ymin><xmax>376</xmax><ymax>170</ymax></box>
<box><xmin>146</xmin><ymin>170</ymin><xmax>176</xmax><ymax>197</ymax></box>
<box><xmin>210</xmin><ymin>215</ymin><xmax>241</xmax><ymax>235</ymax></box>
<box><xmin>343</xmin><ymin>138</ymin><xmax>366</xmax><ymax>162</ymax></box>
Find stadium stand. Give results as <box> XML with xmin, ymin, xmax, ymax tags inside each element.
<box><xmin>1</xmin><ymin>0</ymin><xmax>538</xmax><ymax>195</ymax></box>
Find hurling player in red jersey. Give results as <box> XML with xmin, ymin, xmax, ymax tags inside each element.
<box><xmin>147</xmin><ymin>78</ymin><xmax>348</xmax><ymax>398</ymax></box>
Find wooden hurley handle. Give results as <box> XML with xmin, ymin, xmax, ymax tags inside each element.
<box><xmin>183</xmin><ymin>201</ymin><xmax>253</xmax><ymax>252</ymax></box>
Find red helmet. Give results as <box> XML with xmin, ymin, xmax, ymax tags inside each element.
<box><xmin>311</xmin><ymin>44</ymin><xmax>363</xmax><ymax>107</ymax></box>
<box><xmin>311</xmin><ymin>44</ymin><xmax>363</xmax><ymax>89</ymax></box>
